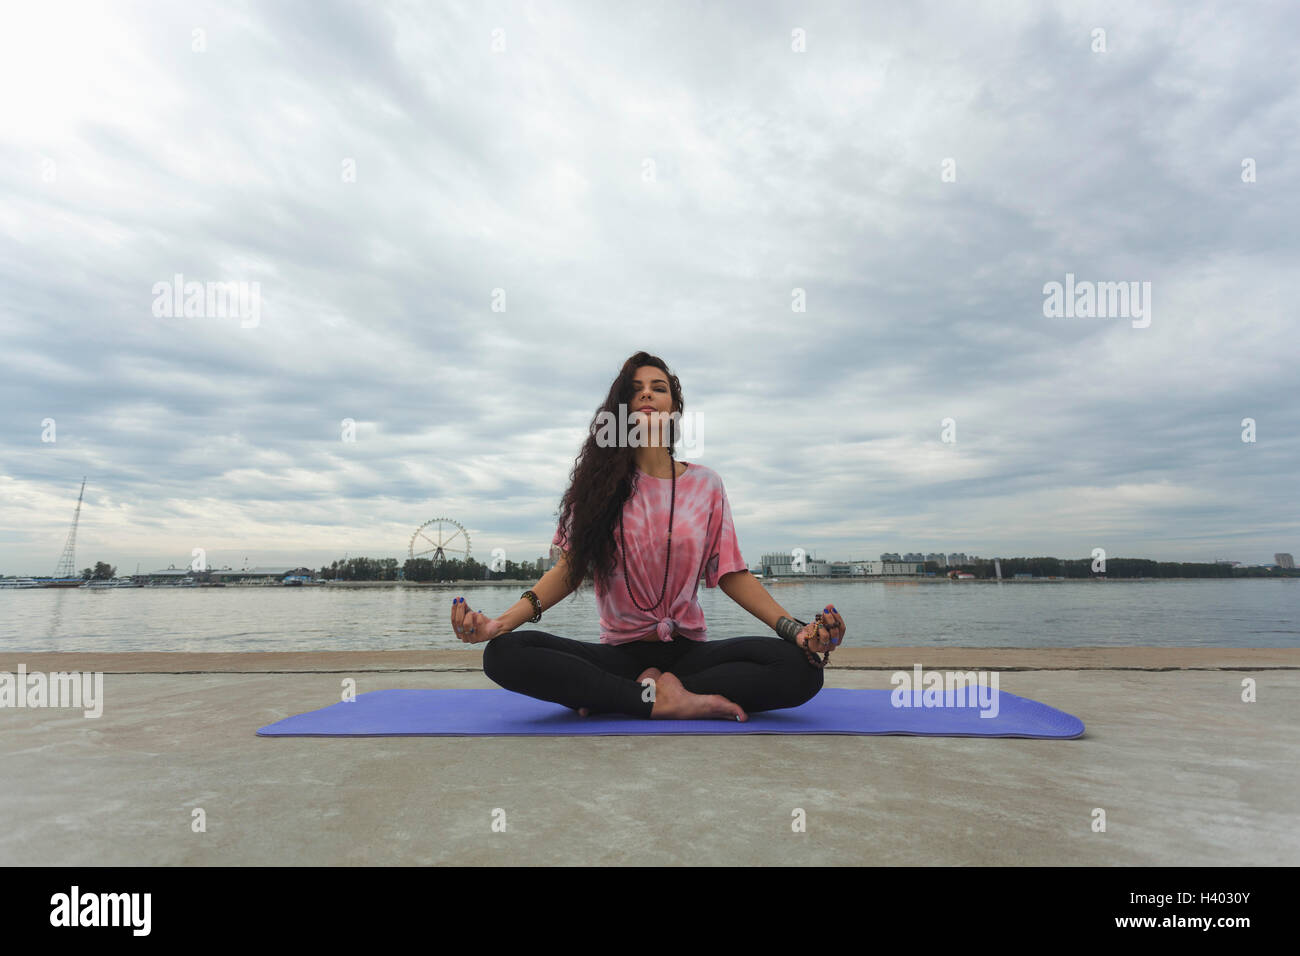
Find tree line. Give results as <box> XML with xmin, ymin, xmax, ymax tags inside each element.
<box><xmin>317</xmin><ymin>556</ymin><xmax>544</xmax><ymax>582</ymax></box>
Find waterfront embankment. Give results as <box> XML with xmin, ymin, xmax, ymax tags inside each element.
<box><xmin>2</xmin><ymin>646</ymin><xmax>1297</xmax><ymax>866</ymax></box>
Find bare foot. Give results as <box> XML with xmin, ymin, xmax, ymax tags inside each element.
<box><xmin>578</xmin><ymin>667</ymin><xmax>663</xmax><ymax>717</ymax></box>
<box><xmin>650</xmin><ymin>672</ymin><xmax>747</xmax><ymax>722</ymax></box>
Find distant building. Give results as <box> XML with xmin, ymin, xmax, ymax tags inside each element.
<box><xmin>134</xmin><ymin>564</ymin><xmax>307</xmax><ymax>585</ymax></box>
<box><xmin>139</xmin><ymin>567</ymin><xmax>193</xmax><ymax>585</ymax></box>
<box><xmin>211</xmin><ymin>566</ymin><xmax>299</xmax><ymax>582</ymax></box>
<box><xmin>862</xmin><ymin>561</ymin><xmax>923</xmax><ymax>576</ymax></box>
<box><xmin>947</xmin><ymin>553</ymin><xmax>969</xmax><ymax>566</ymax></box>
<box><xmin>757</xmin><ymin>552</ymin><xmax>844</xmax><ymax>576</ymax></box>
<box><xmin>761</xmin><ymin>552</ymin><xmax>797</xmax><ymax>576</ymax></box>
<box><xmin>925</xmin><ymin>552</ymin><xmax>947</xmax><ymax>567</ymax></box>
<box><xmin>1276</xmin><ymin>553</ymin><xmax>1295</xmax><ymax>569</ymax></box>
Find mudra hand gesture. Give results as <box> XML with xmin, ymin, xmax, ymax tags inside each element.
<box><xmin>798</xmin><ymin>605</ymin><xmax>846</xmax><ymax>667</ymax></box>
<box><xmin>451</xmin><ymin>596</ymin><xmax>502</xmax><ymax>644</ymax></box>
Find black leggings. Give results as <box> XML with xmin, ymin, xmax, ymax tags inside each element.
<box><xmin>481</xmin><ymin>629</ymin><xmax>824</xmax><ymax>718</ymax></box>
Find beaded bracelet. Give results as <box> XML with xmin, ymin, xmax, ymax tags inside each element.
<box><xmin>521</xmin><ymin>589</ymin><xmax>543</xmax><ymax>622</ymax></box>
<box><xmin>777</xmin><ymin>614</ymin><xmax>832</xmax><ymax>669</ymax></box>
<box><xmin>803</xmin><ymin>614</ymin><xmax>831</xmax><ymax>669</ymax></box>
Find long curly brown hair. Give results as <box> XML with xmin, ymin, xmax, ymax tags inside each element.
<box><xmin>555</xmin><ymin>351</ymin><xmax>683</xmax><ymax>594</ymax></box>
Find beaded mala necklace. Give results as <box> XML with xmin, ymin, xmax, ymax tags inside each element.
<box><xmin>619</xmin><ymin>454</ymin><xmax>677</xmax><ymax>617</ymax></box>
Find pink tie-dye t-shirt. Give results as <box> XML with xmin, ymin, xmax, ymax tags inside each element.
<box><xmin>552</xmin><ymin>462</ymin><xmax>749</xmax><ymax>645</ymax></box>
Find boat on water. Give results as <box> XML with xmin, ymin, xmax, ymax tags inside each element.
<box><xmin>32</xmin><ymin>578</ymin><xmax>84</xmax><ymax>588</ymax></box>
<box><xmin>0</xmin><ymin>578</ymin><xmax>41</xmax><ymax>589</ymax></box>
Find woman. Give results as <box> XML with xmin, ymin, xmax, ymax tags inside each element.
<box><xmin>451</xmin><ymin>351</ymin><xmax>847</xmax><ymax>721</ymax></box>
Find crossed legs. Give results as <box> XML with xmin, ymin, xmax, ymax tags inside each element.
<box><xmin>481</xmin><ymin>630</ymin><xmax>824</xmax><ymax>720</ymax></box>
<box><xmin>670</xmin><ymin>636</ymin><xmax>824</xmax><ymax>714</ymax></box>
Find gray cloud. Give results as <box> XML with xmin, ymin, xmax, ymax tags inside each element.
<box><xmin>1</xmin><ymin>0</ymin><xmax>1296</xmax><ymax>575</ymax></box>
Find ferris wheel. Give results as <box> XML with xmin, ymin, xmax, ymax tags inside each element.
<box><xmin>409</xmin><ymin>517</ymin><xmax>471</xmax><ymax>565</ymax></box>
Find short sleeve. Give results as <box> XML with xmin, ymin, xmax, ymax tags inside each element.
<box><xmin>702</xmin><ymin>479</ymin><xmax>748</xmax><ymax>588</ymax></box>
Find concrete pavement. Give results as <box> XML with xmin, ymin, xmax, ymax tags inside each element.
<box><xmin>2</xmin><ymin>648</ymin><xmax>1297</xmax><ymax>865</ymax></box>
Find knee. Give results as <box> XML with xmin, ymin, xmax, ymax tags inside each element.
<box><xmin>785</xmin><ymin>662</ymin><xmax>823</xmax><ymax>707</ymax></box>
<box><xmin>777</xmin><ymin>640</ymin><xmax>824</xmax><ymax>703</ymax></box>
<box><xmin>481</xmin><ymin>630</ymin><xmax>526</xmax><ymax>679</ymax></box>
<box><xmin>802</xmin><ymin>662</ymin><xmax>825</xmax><ymax>701</ymax></box>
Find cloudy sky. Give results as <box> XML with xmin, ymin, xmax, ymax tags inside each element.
<box><xmin>1</xmin><ymin>0</ymin><xmax>1296</xmax><ymax>576</ymax></box>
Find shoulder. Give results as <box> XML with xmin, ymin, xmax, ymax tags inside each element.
<box><xmin>684</xmin><ymin>462</ymin><xmax>729</xmax><ymax>499</ymax></box>
<box><xmin>684</xmin><ymin>461</ymin><xmax>722</xmax><ymax>485</ymax></box>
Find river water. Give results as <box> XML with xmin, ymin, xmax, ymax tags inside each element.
<box><xmin>1</xmin><ymin>579</ymin><xmax>1295</xmax><ymax>652</ymax></box>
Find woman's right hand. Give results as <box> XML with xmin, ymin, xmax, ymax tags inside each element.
<box><xmin>451</xmin><ymin>596</ymin><xmax>502</xmax><ymax>644</ymax></box>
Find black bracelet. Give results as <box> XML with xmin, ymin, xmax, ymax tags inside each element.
<box><xmin>776</xmin><ymin>616</ymin><xmax>807</xmax><ymax>643</ymax></box>
<box><xmin>521</xmin><ymin>590</ymin><xmax>542</xmax><ymax>622</ymax></box>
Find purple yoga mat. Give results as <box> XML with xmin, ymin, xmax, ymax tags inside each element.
<box><xmin>256</xmin><ymin>687</ymin><xmax>1085</xmax><ymax>738</ymax></box>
